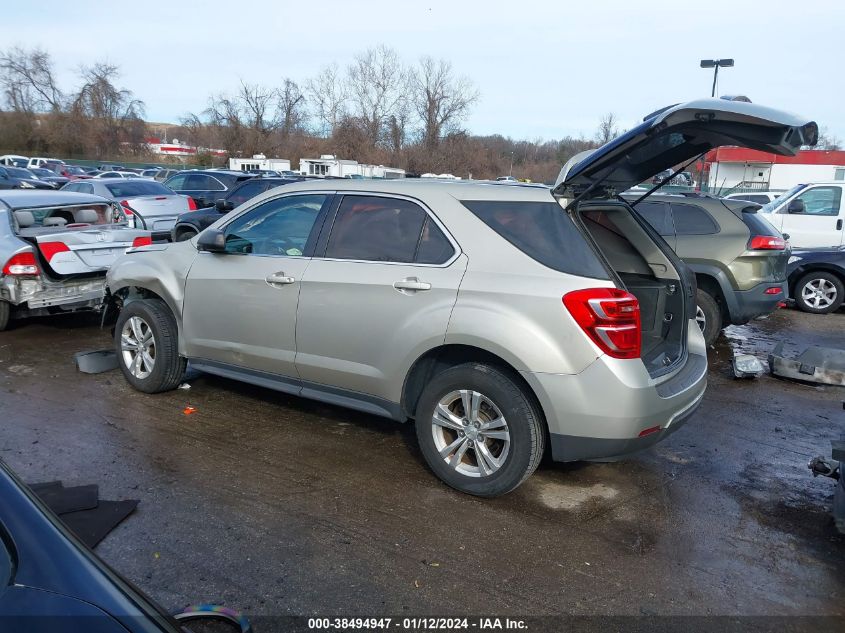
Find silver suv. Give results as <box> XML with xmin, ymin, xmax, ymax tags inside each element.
<box><xmin>106</xmin><ymin>99</ymin><xmax>816</xmax><ymax>496</ymax></box>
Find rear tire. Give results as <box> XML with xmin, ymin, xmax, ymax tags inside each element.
<box><xmin>794</xmin><ymin>271</ymin><xmax>844</xmax><ymax>314</ymax></box>
<box><xmin>175</xmin><ymin>228</ymin><xmax>197</xmax><ymax>242</ymax></box>
<box><xmin>114</xmin><ymin>299</ymin><xmax>185</xmax><ymax>393</ymax></box>
<box><xmin>0</xmin><ymin>301</ymin><xmax>9</xmax><ymax>331</ymax></box>
<box><xmin>696</xmin><ymin>289</ymin><xmax>722</xmax><ymax>346</ymax></box>
<box><xmin>415</xmin><ymin>363</ymin><xmax>544</xmax><ymax>497</ymax></box>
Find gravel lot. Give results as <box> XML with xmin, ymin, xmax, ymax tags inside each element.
<box><xmin>1</xmin><ymin>307</ymin><xmax>843</xmax><ymax>621</ymax></box>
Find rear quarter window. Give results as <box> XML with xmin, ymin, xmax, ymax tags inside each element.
<box><xmin>670</xmin><ymin>203</ymin><xmax>719</xmax><ymax>235</ymax></box>
<box><xmin>461</xmin><ymin>200</ymin><xmax>608</xmax><ymax>278</ymax></box>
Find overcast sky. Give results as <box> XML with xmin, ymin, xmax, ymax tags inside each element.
<box><xmin>3</xmin><ymin>0</ymin><xmax>842</xmax><ymax>143</ymax></box>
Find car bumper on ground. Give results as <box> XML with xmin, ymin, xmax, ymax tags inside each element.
<box><xmin>730</xmin><ymin>280</ymin><xmax>787</xmax><ymax>324</ymax></box>
<box><xmin>522</xmin><ymin>320</ymin><xmax>708</xmax><ymax>462</ymax></box>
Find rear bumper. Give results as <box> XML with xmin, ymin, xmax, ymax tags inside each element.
<box><xmin>728</xmin><ymin>280</ymin><xmax>786</xmax><ymax>324</ymax></box>
<box><xmin>522</xmin><ymin>319</ymin><xmax>708</xmax><ymax>462</ymax></box>
<box><xmin>2</xmin><ymin>276</ymin><xmax>106</xmax><ymax>310</ymax></box>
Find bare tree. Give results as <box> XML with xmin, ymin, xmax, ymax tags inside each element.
<box><xmin>595</xmin><ymin>112</ymin><xmax>619</xmax><ymax>145</ymax></box>
<box><xmin>410</xmin><ymin>57</ymin><xmax>478</xmax><ymax>150</ymax></box>
<box><xmin>306</xmin><ymin>63</ymin><xmax>346</xmax><ymax>137</ymax></box>
<box><xmin>72</xmin><ymin>63</ymin><xmax>145</xmax><ymax>156</ymax></box>
<box><xmin>814</xmin><ymin>126</ymin><xmax>842</xmax><ymax>151</ymax></box>
<box><xmin>346</xmin><ymin>46</ymin><xmax>407</xmax><ymax>146</ymax></box>
<box><xmin>278</xmin><ymin>78</ymin><xmax>306</xmax><ymax>137</ymax></box>
<box><xmin>0</xmin><ymin>46</ymin><xmax>63</xmax><ymax>113</ymax></box>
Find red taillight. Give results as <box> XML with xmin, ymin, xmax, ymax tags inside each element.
<box><xmin>119</xmin><ymin>199</ymin><xmax>134</xmax><ymax>216</ymax></box>
<box><xmin>563</xmin><ymin>288</ymin><xmax>642</xmax><ymax>359</ymax></box>
<box><xmin>764</xmin><ymin>287</ymin><xmax>782</xmax><ymax>295</ymax></box>
<box><xmin>187</xmin><ymin>196</ymin><xmax>198</xmax><ymax>211</ymax></box>
<box><xmin>39</xmin><ymin>241</ymin><xmax>70</xmax><ymax>261</ymax></box>
<box><xmin>749</xmin><ymin>235</ymin><xmax>786</xmax><ymax>250</ymax></box>
<box><xmin>2</xmin><ymin>252</ymin><xmax>40</xmax><ymax>276</ymax></box>
<box><xmin>132</xmin><ymin>236</ymin><xmax>152</xmax><ymax>248</ymax></box>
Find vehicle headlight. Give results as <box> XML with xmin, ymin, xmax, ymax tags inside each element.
<box><xmin>788</xmin><ymin>256</ymin><xmax>802</xmax><ymax>264</ymax></box>
<box><xmin>18</xmin><ymin>181</ymin><xmax>35</xmax><ymax>189</ymax></box>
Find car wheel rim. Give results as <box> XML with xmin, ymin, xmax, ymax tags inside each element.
<box><xmin>120</xmin><ymin>316</ymin><xmax>156</xmax><ymax>379</ymax></box>
<box><xmin>431</xmin><ymin>389</ymin><xmax>510</xmax><ymax>478</ymax></box>
<box><xmin>695</xmin><ymin>305</ymin><xmax>706</xmax><ymax>332</ymax></box>
<box><xmin>802</xmin><ymin>279</ymin><xmax>837</xmax><ymax>309</ymax></box>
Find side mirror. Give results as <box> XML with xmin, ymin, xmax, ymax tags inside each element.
<box><xmin>197</xmin><ymin>228</ymin><xmax>226</xmax><ymax>252</ymax></box>
<box><xmin>215</xmin><ymin>199</ymin><xmax>234</xmax><ymax>212</ymax></box>
<box><xmin>787</xmin><ymin>199</ymin><xmax>805</xmax><ymax>214</ymax></box>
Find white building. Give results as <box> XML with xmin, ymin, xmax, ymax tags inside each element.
<box><xmin>299</xmin><ymin>155</ymin><xmax>405</xmax><ymax>179</ymax></box>
<box><xmin>704</xmin><ymin>148</ymin><xmax>845</xmax><ymax>193</ymax></box>
<box><xmin>229</xmin><ymin>155</ymin><xmax>292</xmax><ymax>172</ymax></box>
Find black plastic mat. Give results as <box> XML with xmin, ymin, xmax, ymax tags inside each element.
<box><xmin>28</xmin><ymin>481</ymin><xmax>138</xmax><ymax>549</ymax></box>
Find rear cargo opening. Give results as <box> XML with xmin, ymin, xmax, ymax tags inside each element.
<box><xmin>577</xmin><ymin>204</ymin><xmax>688</xmax><ymax>377</ymax></box>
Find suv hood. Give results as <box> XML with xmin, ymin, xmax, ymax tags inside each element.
<box><xmin>553</xmin><ymin>98</ymin><xmax>817</xmax><ymax>199</ymax></box>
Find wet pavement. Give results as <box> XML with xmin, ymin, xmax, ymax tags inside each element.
<box><xmin>1</xmin><ymin>307</ymin><xmax>843</xmax><ymax>618</ymax></box>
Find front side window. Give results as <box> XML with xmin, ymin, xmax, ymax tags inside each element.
<box><xmin>223</xmin><ymin>194</ymin><xmax>327</xmax><ymax>256</ymax></box>
<box><xmin>670</xmin><ymin>203</ymin><xmax>719</xmax><ymax>235</ymax></box>
<box><xmin>183</xmin><ymin>174</ymin><xmax>225</xmax><ymax>191</ymax></box>
<box><xmin>164</xmin><ymin>174</ymin><xmax>187</xmax><ymax>190</ymax></box>
<box><xmin>325</xmin><ymin>195</ymin><xmax>428</xmax><ymax>263</ymax></box>
<box><xmin>793</xmin><ymin>186</ymin><xmax>842</xmax><ymax>216</ymax></box>
<box><xmin>227</xmin><ymin>181</ymin><xmax>269</xmax><ymax>208</ymax></box>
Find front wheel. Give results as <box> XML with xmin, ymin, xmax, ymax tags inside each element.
<box><xmin>114</xmin><ymin>299</ymin><xmax>186</xmax><ymax>393</ymax></box>
<box><xmin>175</xmin><ymin>228</ymin><xmax>197</xmax><ymax>242</ymax></box>
<box><xmin>794</xmin><ymin>271</ymin><xmax>844</xmax><ymax>314</ymax></box>
<box><xmin>415</xmin><ymin>363</ymin><xmax>545</xmax><ymax>497</ymax></box>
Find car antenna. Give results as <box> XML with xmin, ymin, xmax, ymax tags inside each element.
<box><xmin>627</xmin><ymin>153</ymin><xmax>707</xmax><ymax>206</ymax></box>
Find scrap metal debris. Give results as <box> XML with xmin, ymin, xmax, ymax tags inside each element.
<box><xmin>769</xmin><ymin>342</ymin><xmax>845</xmax><ymax>386</ymax></box>
<box><xmin>732</xmin><ymin>354</ymin><xmax>766</xmax><ymax>379</ymax></box>
<box><xmin>74</xmin><ymin>350</ymin><xmax>118</xmax><ymax>374</ymax></box>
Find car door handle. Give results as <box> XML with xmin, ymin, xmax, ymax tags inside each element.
<box><xmin>837</xmin><ymin>219</ymin><xmax>843</xmax><ymax>231</ymax></box>
<box><xmin>393</xmin><ymin>277</ymin><xmax>431</xmax><ymax>292</ymax></box>
<box><xmin>265</xmin><ymin>272</ymin><xmax>296</xmax><ymax>286</ymax></box>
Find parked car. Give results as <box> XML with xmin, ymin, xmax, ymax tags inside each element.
<box><xmin>140</xmin><ymin>168</ymin><xmax>162</xmax><ymax>178</ymax></box>
<box><xmin>786</xmin><ymin>246</ymin><xmax>845</xmax><ymax>313</ymax></box>
<box><xmin>629</xmin><ymin>193</ymin><xmax>791</xmax><ymax>345</ymax></box>
<box><xmin>758</xmin><ymin>182</ymin><xmax>845</xmax><ymax>248</ymax></box>
<box><xmin>62</xmin><ymin>178</ymin><xmax>197</xmax><ymax>240</ymax></box>
<box><xmin>0</xmin><ymin>154</ymin><xmax>28</xmax><ymax>167</ymax></box>
<box><xmin>163</xmin><ymin>169</ymin><xmax>256</xmax><ymax>208</ymax></box>
<box><xmin>153</xmin><ymin>168</ymin><xmax>181</xmax><ymax>182</ymax></box>
<box><xmin>653</xmin><ymin>170</ymin><xmax>695</xmax><ymax>187</ymax></box>
<box><xmin>496</xmin><ymin>176</ymin><xmax>518</xmax><ymax>182</ymax></box>
<box><xmin>0</xmin><ymin>190</ymin><xmax>150</xmax><ymax>331</ymax></box>
<box><xmin>99</xmin><ymin>163</ymin><xmax>124</xmax><ymax>171</ymax></box>
<box><xmin>94</xmin><ymin>171</ymin><xmax>132</xmax><ymax>179</ymax></box>
<box><xmin>0</xmin><ymin>458</ymin><xmax>248</xmax><ymax>632</ymax></box>
<box><xmin>28</xmin><ymin>167</ymin><xmax>70</xmax><ymax>188</ymax></box>
<box><xmin>170</xmin><ymin>176</ymin><xmax>303</xmax><ymax>241</ymax></box>
<box><xmin>723</xmin><ymin>191</ymin><xmax>780</xmax><ymax>205</ymax></box>
<box><xmin>105</xmin><ymin>98</ymin><xmax>814</xmax><ymax>496</ymax></box>
<box><xmin>26</xmin><ymin>157</ymin><xmax>61</xmax><ymax>169</ymax></box>
<box><xmin>47</xmin><ymin>163</ymin><xmax>93</xmax><ymax>181</ymax></box>
<box><xmin>0</xmin><ymin>166</ymin><xmax>55</xmax><ymax>190</ymax></box>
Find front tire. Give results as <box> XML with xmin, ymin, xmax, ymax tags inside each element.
<box><xmin>794</xmin><ymin>271</ymin><xmax>844</xmax><ymax>314</ymax></box>
<box><xmin>0</xmin><ymin>300</ymin><xmax>10</xmax><ymax>331</ymax></box>
<box><xmin>175</xmin><ymin>228</ymin><xmax>197</xmax><ymax>242</ymax></box>
<box><xmin>114</xmin><ymin>299</ymin><xmax>186</xmax><ymax>393</ymax></box>
<box><xmin>415</xmin><ymin>363</ymin><xmax>544</xmax><ymax>497</ymax></box>
<box><xmin>696</xmin><ymin>289</ymin><xmax>722</xmax><ymax>346</ymax></box>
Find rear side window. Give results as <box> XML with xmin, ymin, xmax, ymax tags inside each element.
<box><xmin>670</xmin><ymin>203</ymin><xmax>719</xmax><ymax>235</ymax></box>
<box><xmin>461</xmin><ymin>200</ymin><xmax>608</xmax><ymax>278</ymax></box>
<box><xmin>325</xmin><ymin>195</ymin><xmax>429</xmax><ymax>263</ymax></box>
<box><xmin>227</xmin><ymin>181</ymin><xmax>271</xmax><ymax>207</ymax></box>
<box><xmin>105</xmin><ymin>181</ymin><xmax>173</xmax><ymax>197</ymax></box>
<box><xmin>633</xmin><ymin>201</ymin><xmax>673</xmax><ymax>236</ymax></box>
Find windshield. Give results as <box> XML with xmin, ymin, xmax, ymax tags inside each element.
<box><xmin>105</xmin><ymin>181</ymin><xmax>174</xmax><ymax>197</ymax></box>
<box><xmin>7</xmin><ymin>167</ymin><xmax>34</xmax><ymax>179</ymax></box>
<box><xmin>30</xmin><ymin>168</ymin><xmax>53</xmax><ymax>177</ymax></box>
<box><xmin>759</xmin><ymin>184</ymin><xmax>805</xmax><ymax>213</ymax></box>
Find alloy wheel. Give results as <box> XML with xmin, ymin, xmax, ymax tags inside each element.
<box><xmin>802</xmin><ymin>278</ymin><xmax>837</xmax><ymax>310</ymax></box>
<box><xmin>431</xmin><ymin>389</ymin><xmax>511</xmax><ymax>478</ymax></box>
<box><xmin>695</xmin><ymin>305</ymin><xmax>706</xmax><ymax>333</ymax></box>
<box><xmin>120</xmin><ymin>316</ymin><xmax>156</xmax><ymax>379</ymax></box>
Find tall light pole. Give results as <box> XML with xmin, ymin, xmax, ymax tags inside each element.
<box><xmin>700</xmin><ymin>58</ymin><xmax>734</xmax><ymax>97</ymax></box>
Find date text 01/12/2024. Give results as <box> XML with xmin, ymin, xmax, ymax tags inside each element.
<box><xmin>307</xmin><ymin>618</ymin><xmax>528</xmax><ymax>630</ymax></box>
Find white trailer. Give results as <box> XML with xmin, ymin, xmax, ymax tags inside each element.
<box><xmin>229</xmin><ymin>155</ymin><xmax>292</xmax><ymax>173</ymax></box>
